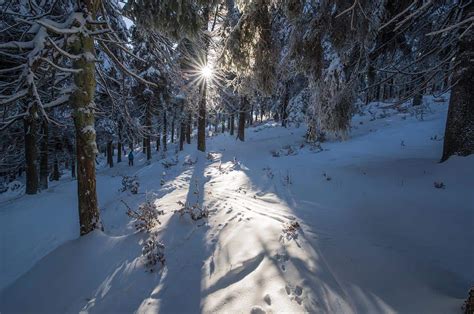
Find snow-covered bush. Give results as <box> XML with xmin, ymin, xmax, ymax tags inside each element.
<box><xmin>142</xmin><ymin>233</ymin><xmax>165</xmax><ymax>272</ymax></box>
<box><xmin>0</xmin><ymin>181</ymin><xmax>23</xmax><ymax>194</ymax></box>
<box><xmin>126</xmin><ymin>199</ymin><xmax>164</xmax><ymax>233</ymax></box>
<box><xmin>282</xmin><ymin>171</ymin><xmax>292</xmax><ymax>186</ymax></box>
<box><xmin>121</xmin><ymin>176</ymin><xmax>139</xmax><ymax>194</ymax></box>
<box><xmin>263</xmin><ymin>167</ymin><xmax>274</xmax><ymax>179</ymax></box>
<box><xmin>161</xmin><ymin>156</ymin><xmax>178</xmax><ymax>168</ymax></box>
<box><xmin>271</xmin><ymin>145</ymin><xmax>299</xmax><ymax>158</ymax></box>
<box><xmin>176</xmin><ymin>200</ymin><xmax>209</xmax><ymax>221</ymax></box>
<box><xmin>183</xmin><ymin>156</ymin><xmax>197</xmax><ymax>166</ymax></box>
<box><xmin>282</xmin><ymin>221</ymin><xmax>300</xmax><ymax>240</ymax></box>
<box><xmin>462</xmin><ymin>287</ymin><xmax>474</xmax><ymax>314</ymax></box>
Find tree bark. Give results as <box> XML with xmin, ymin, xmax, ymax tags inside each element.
<box><xmin>163</xmin><ymin>110</ymin><xmax>168</xmax><ymax>151</ymax></box>
<box><xmin>70</xmin><ymin>1</ymin><xmax>101</xmax><ymax>235</ymax></box>
<box><xmin>171</xmin><ymin>115</ymin><xmax>175</xmax><ymax>143</ymax></box>
<box><xmin>230</xmin><ymin>113</ymin><xmax>235</xmax><ymax>135</ymax></box>
<box><xmin>107</xmin><ymin>141</ymin><xmax>113</xmax><ymax>167</ymax></box>
<box><xmin>39</xmin><ymin>119</ymin><xmax>49</xmax><ymax>190</ymax></box>
<box><xmin>145</xmin><ymin>104</ymin><xmax>152</xmax><ymax>160</ymax></box>
<box><xmin>24</xmin><ymin>111</ymin><xmax>38</xmax><ymax>195</ymax></box>
<box><xmin>186</xmin><ymin>112</ymin><xmax>192</xmax><ymax>144</ymax></box>
<box><xmin>180</xmin><ymin>121</ymin><xmax>186</xmax><ymax>151</ymax></box>
<box><xmin>51</xmin><ymin>158</ymin><xmax>60</xmax><ymax>181</ymax></box>
<box><xmin>441</xmin><ymin>6</ymin><xmax>474</xmax><ymax>161</ymax></box>
<box><xmin>197</xmin><ymin>81</ymin><xmax>207</xmax><ymax>151</ymax></box>
<box><xmin>281</xmin><ymin>82</ymin><xmax>289</xmax><ymax>127</ymax></box>
<box><xmin>237</xmin><ymin>96</ymin><xmax>247</xmax><ymax>141</ymax></box>
<box><xmin>117</xmin><ymin>120</ymin><xmax>122</xmax><ymax>163</ymax></box>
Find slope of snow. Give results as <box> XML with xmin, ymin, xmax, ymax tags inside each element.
<box><xmin>1</xmin><ymin>96</ymin><xmax>473</xmax><ymax>313</ymax></box>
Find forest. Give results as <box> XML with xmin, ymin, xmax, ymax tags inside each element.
<box><xmin>0</xmin><ymin>0</ymin><xmax>473</xmax><ymax>313</ymax></box>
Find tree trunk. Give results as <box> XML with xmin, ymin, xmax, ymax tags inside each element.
<box><xmin>186</xmin><ymin>113</ymin><xmax>191</xmax><ymax>144</ymax></box>
<box><xmin>117</xmin><ymin>120</ymin><xmax>122</xmax><ymax>163</ymax></box>
<box><xmin>24</xmin><ymin>111</ymin><xmax>38</xmax><ymax>195</ymax></box>
<box><xmin>281</xmin><ymin>82</ymin><xmax>289</xmax><ymax>127</ymax></box>
<box><xmin>180</xmin><ymin>121</ymin><xmax>186</xmax><ymax>151</ymax></box>
<box><xmin>237</xmin><ymin>96</ymin><xmax>247</xmax><ymax>141</ymax></box>
<box><xmin>230</xmin><ymin>113</ymin><xmax>235</xmax><ymax>135</ymax></box>
<box><xmin>145</xmin><ymin>105</ymin><xmax>152</xmax><ymax>160</ymax></box>
<box><xmin>70</xmin><ymin>1</ymin><xmax>101</xmax><ymax>235</ymax></box>
<box><xmin>171</xmin><ymin>116</ymin><xmax>175</xmax><ymax>143</ymax></box>
<box><xmin>51</xmin><ymin>158</ymin><xmax>60</xmax><ymax>181</ymax></box>
<box><xmin>107</xmin><ymin>141</ymin><xmax>113</xmax><ymax>167</ymax></box>
<box><xmin>71</xmin><ymin>148</ymin><xmax>76</xmax><ymax>179</ymax></box>
<box><xmin>221</xmin><ymin>115</ymin><xmax>225</xmax><ymax>133</ymax></box>
<box><xmin>163</xmin><ymin>110</ymin><xmax>168</xmax><ymax>152</ymax></box>
<box><xmin>197</xmin><ymin>80</ymin><xmax>207</xmax><ymax>152</ymax></box>
<box><xmin>441</xmin><ymin>7</ymin><xmax>474</xmax><ymax>161</ymax></box>
<box><xmin>249</xmin><ymin>104</ymin><xmax>254</xmax><ymax>125</ymax></box>
<box><xmin>39</xmin><ymin>119</ymin><xmax>49</xmax><ymax>190</ymax></box>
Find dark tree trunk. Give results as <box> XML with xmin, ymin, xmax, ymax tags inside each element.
<box><xmin>117</xmin><ymin>142</ymin><xmax>122</xmax><ymax>163</ymax></box>
<box><xmin>71</xmin><ymin>148</ymin><xmax>76</xmax><ymax>179</ymax></box>
<box><xmin>197</xmin><ymin>81</ymin><xmax>207</xmax><ymax>152</ymax></box>
<box><xmin>230</xmin><ymin>113</ymin><xmax>235</xmax><ymax>135</ymax></box>
<box><xmin>70</xmin><ymin>1</ymin><xmax>101</xmax><ymax>235</ymax></box>
<box><xmin>163</xmin><ymin>111</ymin><xmax>168</xmax><ymax>152</ymax></box>
<box><xmin>186</xmin><ymin>113</ymin><xmax>191</xmax><ymax>144</ymax></box>
<box><xmin>237</xmin><ymin>97</ymin><xmax>247</xmax><ymax>141</ymax></box>
<box><xmin>221</xmin><ymin>115</ymin><xmax>225</xmax><ymax>133</ymax></box>
<box><xmin>441</xmin><ymin>7</ymin><xmax>474</xmax><ymax>162</ymax></box>
<box><xmin>142</xmin><ymin>138</ymin><xmax>146</xmax><ymax>154</ymax></box>
<box><xmin>171</xmin><ymin>116</ymin><xmax>175</xmax><ymax>143</ymax></box>
<box><xmin>180</xmin><ymin>121</ymin><xmax>186</xmax><ymax>151</ymax></box>
<box><xmin>281</xmin><ymin>82</ymin><xmax>289</xmax><ymax>127</ymax></box>
<box><xmin>117</xmin><ymin>120</ymin><xmax>122</xmax><ymax>163</ymax></box>
<box><xmin>107</xmin><ymin>141</ymin><xmax>113</xmax><ymax>167</ymax></box>
<box><xmin>249</xmin><ymin>105</ymin><xmax>254</xmax><ymax>125</ymax></box>
<box><xmin>156</xmin><ymin>133</ymin><xmax>160</xmax><ymax>152</ymax></box>
<box><xmin>145</xmin><ymin>105</ymin><xmax>152</xmax><ymax>160</ymax></box>
<box><xmin>51</xmin><ymin>158</ymin><xmax>60</xmax><ymax>181</ymax></box>
<box><xmin>39</xmin><ymin>119</ymin><xmax>49</xmax><ymax>190</ymax></box>
<box><xmin>24</xmin><ymin>112</ymin><xmax>38</xmax><ymax>195</ymax></box>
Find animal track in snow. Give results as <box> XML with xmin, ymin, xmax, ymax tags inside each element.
<box><xmin>285</xmin><ymin>284</ymin><xmax>304</xmax><ymax>305</ymax></box>
<box><xmin>250</xmin><ymin>306</ymin><xmax>266</xmax><ymax>314</ymax></box>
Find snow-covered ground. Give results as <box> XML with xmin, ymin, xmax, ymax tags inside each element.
<box><xmin>1</xmin><ymin>96</ymin><xmax>473</xmax><ymax>313</ymax></box>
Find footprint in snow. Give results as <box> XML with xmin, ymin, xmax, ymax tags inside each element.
<box><xmin>285</xmin><ymin>284</ymin><xmax>304</xmax><ymax>305</ymax></box>
<box><xmin>250</xmin><ymin>306</ymin><xmax>266</xmax><ymax>314</ymax></box>
<box><xmin>264</xmin><ymin>294</ymin><xmax>271</xmax><ymax>305</ymax></box>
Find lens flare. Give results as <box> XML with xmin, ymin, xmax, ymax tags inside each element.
<box><xmin>201</xmin><ymin>64</ymin><xmax>213</xmax><ymax>79</ymax></box>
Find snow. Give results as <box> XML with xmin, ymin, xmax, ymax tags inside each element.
<box><xmin>1</xmin><ymin>96</ymin><xmax>473</xmax><ymax>313</ymax></box>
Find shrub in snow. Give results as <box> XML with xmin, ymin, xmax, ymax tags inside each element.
<box><xmin>434</xmin><ymin>181</ymin><xmax>446</xmax><ymax>189</ymax></box>
<box><xmin>142</xmin><ymin>233</ymin><xmax>165</xmax><ymax>272</ymax></box>
<box><xmin>282</xmin><ymin>171</ymin><xmax>292</xmax><ymax>186</ymax></box>
<box><xmin>0</xmin><ymin>182</ymin><xmax>7</xmax><ymax>194</ymax></box>
<box><xmin>161</xmin><ymin>156</ymin><xmax>178</xmax><ymax>168</ymax></box>
<box><xmin>121</xmin><ymin>176</ymin><xmax>139</xmax><ymax>194</ymax></box>
<box><xmin>125</xmin><ymin>199</ymin><xmax>164</xmax><ymax>233</ymax></box>
<box><xmin>176</xmin><ymin>200</ymin><xmax>209</xmax><ymax>221</ymax></box>
<box><xmin>282</xmin><ymin>221</ymin><xmax>300</xmax><ymax>240</ymax></box>
<box><xmin>323</xmin><ymin>172</ymin><xmax>331</xmax><ymax>181</ymax></box>
<box><xmin>462</xmin><ymin>287</ymin><xmax>474</xmax><ymax>314</ymax></box>
<box><xmin>272</xmin><ymin>145</ymin><xmax>299</xmax><ymax>158</ymax></box>
<box><xmin>183</xmin><ymin>156</ymin><xmax>197</xmax><ymax>166</ymax></box>
<box><xmin>0</xmin><ymin>181</ymin><xmax>24</xmax><ymax>194</ymax></box>
<box><xmin>263</xmin><ymin>167</ymin><xmax>274</xmax><ymax>179</ymax></box>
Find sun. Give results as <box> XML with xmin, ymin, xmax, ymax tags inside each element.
<box><xmin>200</xmin><ymin>64</ymin><xmax>213</xmax><ymax>79</ymax></box>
